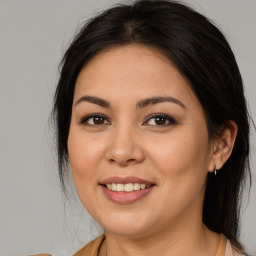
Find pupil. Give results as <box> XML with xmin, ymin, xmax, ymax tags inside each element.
<box><xmin>94</xmin><ymin>117</ymin><xmax>104</xmax><ymax>124</ymax></box>
<box><xmin>155</xmin><ymin>117</ymin><xmax>166</xmax><ymax>125</ymax></box>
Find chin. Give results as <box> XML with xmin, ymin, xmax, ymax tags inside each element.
<box><xmin>98</xmin><ymin>211</ymin><xmax>154</xmax><ymax>237</ymax></box>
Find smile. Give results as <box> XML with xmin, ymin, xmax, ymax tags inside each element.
<box><xmin>100</xmin><ymin>177</ymin><xmax>155</xmax><ymax>204</ymax></box>
<box><xmin>105</xmin><ymin>183</ymin><xmax>152</xmax><ymax>192</ymax></box>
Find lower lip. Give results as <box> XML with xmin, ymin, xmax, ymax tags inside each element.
<box><xmin>101</xmin><ymin>185</ymin><xmax>155</xmax><ymax>204</ymax></box>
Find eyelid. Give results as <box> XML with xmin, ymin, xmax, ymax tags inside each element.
<box><xmin>79</xmin><ymin>113</ymin><xmax>177</xmax><ymax>127</ymax></box>
<box><xmin>143</xmin><ymin>113</ymin><xmax>177</xmax><ymax>126</ymax></box>
<box><xmin>80</xmin><ymin>113</ymin><xmax>111</xmax><ymax>125</ymax></box>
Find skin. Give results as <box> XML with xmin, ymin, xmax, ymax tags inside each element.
<box><xmin>68</xmin><ymin>45</ymin><xmax>237</xmax><ymax>256</ymax></box>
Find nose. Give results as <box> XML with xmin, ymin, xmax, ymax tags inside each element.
<box><xmin>105</xmin><ymin>125</ymin><xmax>145</xmax><ymax>167</ymax></box>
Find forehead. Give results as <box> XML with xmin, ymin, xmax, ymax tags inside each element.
<box><xmin>74</xmin><ymin>44</ymin><xmax>199</xmax><ymax>108</ymax></box>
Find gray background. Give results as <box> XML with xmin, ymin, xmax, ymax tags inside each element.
<box><xmin>0</xmin><ymin>0</ymin><xmax>255</xmax><ymax>255</ymax></box>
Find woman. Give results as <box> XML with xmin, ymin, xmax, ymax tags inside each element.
<box><xmin>35</xmin><ymin>0</ymin><xmax>251</xmax><ymax>255</ymax></box>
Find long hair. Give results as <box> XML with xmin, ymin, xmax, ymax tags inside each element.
<box><xmin>52</xmin><ymin>0</ymin><xmax>251</xmax><ymax>251</ymax></box>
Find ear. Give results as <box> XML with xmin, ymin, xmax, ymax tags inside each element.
<box><xmin>208</xmin><ymin>120</ymin><xmax>238</xmax><ymax>173</ymax></box>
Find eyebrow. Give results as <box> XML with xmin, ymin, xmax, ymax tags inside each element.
<box><xmin>136</xmin><ymin>96</ymin><xmax>186</xmax><ymax>109</ymax></box>
<box><xmin>75</xmin><ymin>95</ymin><xmax>186</xmax><ymax>109</ymax></box>
<box><xmin>75</xmin><ymin>96</ymin><xmax>110</xmax><ymax>108</ymax></box>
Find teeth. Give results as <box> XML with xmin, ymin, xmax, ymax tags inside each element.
<box><xmin>106</xmin><ymin>184</ymin><xmax>112</xmax><ymax>190</ymax></box>
<box><xmin>111</xmin><ymin>183</ymin><xmax>117</xmax><ymax>191</ymax></box>
<box><xmin>133</xmin><ymin>183</ymin><xmax>140</xmax><ymax>191</ymax></box>
<box><xmin>124</xmin><ymin>183</ymin><xmax>133</xmax><ymax>192</ymax></box>
<box><xmin>140</xmin><ymin>184</ymin><xmax>146</xmax><ymax>189</ymax></box>
<box><xmin>116</xmin><ymin>184</ymin><xmax>125</xmax><ymax>192</ymax></box>
<box><xmin>105</xmin><ymin>183</ymin><xmax>152</xmax><ymax>192</ymax></box>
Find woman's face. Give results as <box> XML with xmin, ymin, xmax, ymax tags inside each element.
<box><xmin>68</xmin><ymin>45</ymin><xmax>214</xmax><ymax>237</ymax></box>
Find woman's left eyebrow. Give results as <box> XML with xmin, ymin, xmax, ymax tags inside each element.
<box><xmin>136</xmin><ymin>96</ymin><xmax>186</xmax><ymax>109</ymax></box>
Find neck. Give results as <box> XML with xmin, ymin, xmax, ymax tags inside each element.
<box><xmin>99</xmin><ymin>212</ymin><xmax>219</xmax><ymax>256</ymax></box>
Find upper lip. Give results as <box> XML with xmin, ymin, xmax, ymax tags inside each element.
<box><xmin>100</xmin><ymin>176</ymin><xmax>155</xmax><ymax>185</ymax></box>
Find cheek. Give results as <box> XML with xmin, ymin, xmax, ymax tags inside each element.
<box><xmin>67</xmin><ymin>127</ymin><xmax>107</xmax><ymax>215</ymax></box>
<box><xmin>144</xmin><ymin>127</ymin><xmax>210</xmax><ymax>219</ymax></box>
<box><xmin>67</xmin><ymin>126</ymin><xmax>105</xmax><ymax>184</ymax></box>
<box><xmin>148</xmin><ymin>125</ymin><xmax>210</xmax><ymax>190</ymax></box>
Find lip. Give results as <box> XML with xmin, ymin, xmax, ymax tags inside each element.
<box><xmin>101</xmin><ymin>184</ymin><xmax>155</xmax><ymax>204</ymax></box>
<box><xmin>99</xmin><ymin>176</ymin><xmax>156</xmax><ymax>204</ymax></box>
<box><xmin>100</xmin><ymin>176</ymin><xmax>155</xmax><ymax>185</ymax></box>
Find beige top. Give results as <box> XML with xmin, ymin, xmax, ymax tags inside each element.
<box><xmin>72</xmin><ymin>233</ymin><xmax>244</xmax><ymax>256</ymax></box>
<box><xmin>29</xmin><ymin>233</ymin><xmax>244</xmax><ymax>256</ymax></box>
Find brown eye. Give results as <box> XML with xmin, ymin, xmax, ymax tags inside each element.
<box><xmin>93</xmin><ymin>116</ymin><xmax>105</xmax><ymax>125</ymax></box>
<box><xmin>154</xmin><ymin>116</ymin><xmax>168</xmax><ymax>125</ymax></box>
<box><xmin>144</xmin><ymin>114</ymin><xmax>177</xmax><ymax>127</ymax></box>
<box><xmin>81</xmin><ymin>114</ymin><xmax>110</xmax><ymax>126</ymax></box>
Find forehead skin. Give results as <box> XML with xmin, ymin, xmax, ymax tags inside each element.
<box><xmin>73</xmin><ymin>44</ymin><xmax>202</xmax><ymax>116</ymax></box>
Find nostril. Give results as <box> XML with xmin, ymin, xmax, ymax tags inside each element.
<box><xmin>127</xmin><ymin>158</ymin><xmax>136</xmax><ymax>162</ymax></box>
<box><xmin>108</xmin><ymin>158</ymin><xmax>136</xmax><ymax>165</ymax></box>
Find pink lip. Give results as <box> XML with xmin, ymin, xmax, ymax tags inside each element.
<box><xmin>100</xmin><ymin>176</ymin><xmax>155</xmax><ymax>185</ymax></box>
<box><xmin>101</xmin><ymin>185</ymin><xmax>155</xmax><ymax>204</ymax></box>
<box><xmin>100</xmin><ymin>176</ymin><xmax>156</xmax><ymax>204</ymax></box>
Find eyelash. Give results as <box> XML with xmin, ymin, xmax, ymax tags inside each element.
<box><xmin>80</xmin><ymin>113</ymin><xmax>109</xmax><ymax>126</ymax></box>
<box><xmin>144</xmin><ymin>113</ymin><xmax>177</xmax><ymax>126</ymax></box>
<box><xmin>80</xmin><ymin>113</ymin><xmax>177</xmax><ymax>127</ymax></box>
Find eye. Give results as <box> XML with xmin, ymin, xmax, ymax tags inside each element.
<box><xmin>144</xmin><ymin>114</ymin><xmax>177</xmax><ymax>127</ymax></box>
<box><xmin>80</xmin><ymin>114</ymin><xmax>110</xmax><ymax>126</ymax></box>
